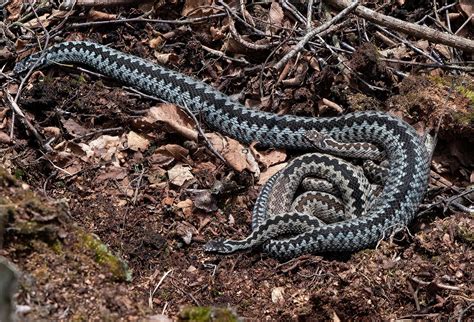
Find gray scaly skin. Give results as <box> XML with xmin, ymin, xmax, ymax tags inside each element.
<box><xmin>14</xmin><ymin>41</ymin><xmax>431</xmax><ymax>259</ymax></box>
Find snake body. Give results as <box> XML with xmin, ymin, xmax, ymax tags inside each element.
<box><xmin>15</xmin><ymin>41</ymin><xmax>430</xmax><ymax>259</ymax></box>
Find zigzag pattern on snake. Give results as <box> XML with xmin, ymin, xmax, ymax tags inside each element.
<box><xmin>14</xmin><ymin>41</ymin><xmax>431</xmax><ymax>259</ymax></box>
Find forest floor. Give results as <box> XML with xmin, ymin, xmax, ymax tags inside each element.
<box><xmin>0</xmin><ymin>0</ymin><xmax>473</xmax><ymax>320</ymax></box>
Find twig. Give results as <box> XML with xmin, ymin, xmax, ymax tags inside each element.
<box><xmin>273</xmin><ymin>1</ymin><xmax>359</xmax><ymax>70</ymax></box>
<box><xmin>281</xmin><ymin>0</ymin><xmax>307</xmax><ymax>26</ymax></box>
<box><xmin>201</xmin><ymin>45</ymin><xmax>250</xmax><ymax>64</ymax></box>
<box><xmin>407</xmin><ymin>280</ymin><xmax>421</xmax><ymax>311</ymax></box>
<box><xmin>132</xmin><ymin>167</ymin><xmax>145</xmax><ymax>205</ymax></box>
<box><xmin>148</xmin><ymin>269</ymin><xmax>173</xmax><ymax>309</ymax></box>
<box><xmin>306</xmin><ymin>0</ymin><xmax>314</xmax><ymax>31</ymax></box>
<box><xmin>410</xmin><ymin>276</ymin><xmax>462</xmax><ymax>291</ymax></box>
<box><xmin>228</xmin><ymin>18</ymin><xmax>276</xmax><ymax>50</ymax></box>
<box><xmin>62</xmin><ymin>0</ymin><xmax>138</xmax><ymax>8</ymax></box>
<box><xmin>376</xmin><ymin>26</ymin><xmax>442</xmax><ymax>65</ymax></box>
<box><xmin>68</xmin><ymin>12</ymin><xmax>226</xmax><ymax>29</ymax></box>
<box><xmin>418</xmin><ymin>187</ymin><xmax>474</xmax><ymax>217</ymax></box>
<box><xmin>12</xmin><ymin>0</ymin><xmax>51</xmax><ymax>149</ymax></box>
<box><xmin>5</xmin><ymin>91</ymin><xmax>47</xmax><ymax>148</ymax></box>
<box><xmin>458</xmin><ymin>303</ymin><xmax>474</xmax><ymax>322</ymax></box>
<box><xmin>454</xmin><ymin>14</ymin><xmax>474</xmax><ymax>36</ymax></box>
<box><xmin>380</xmin><ymin>58</ymin><xmax>474</xmax><ymax>72</ymax></box>
<box><xmin>327</xmin><ymin>0</ymin><xmax>474</xmax><ymax>53</ymax></box>
<box><xmin>217</xmin><ymin>0</ymin><xmax>266</xmax><ymax>36</ymax></box>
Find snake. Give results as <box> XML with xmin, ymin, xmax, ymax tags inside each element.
<box><xmin>14</xmin><ymin>41</ymin><xmax>431</xmax><ymax>259</ymax></box>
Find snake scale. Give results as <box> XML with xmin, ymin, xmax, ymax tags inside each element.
<box><xmin>14</xmin><ymin>41</ymin><xmax>431</xmax><ymax>259</ymax></box>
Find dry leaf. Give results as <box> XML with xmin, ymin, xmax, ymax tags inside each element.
<box><xmin>268</xmin><ymin>2</ymin><xmax>284</xmax><ymax>31</ymax></box>
<box><xmin>459</xmin><ymin>0</ymin><xmax>474</xmax><ymax>17</ymax></box>
<box><xmin>253</xmin><ymin>148</ymin><xmax>287</xmax><ymax>168</ymax></box>
<box><xmin>176</xmin><ymin>199</ymin><xmax>193</xmax><ymax>217</ymax></box>
<box><xmin>189</xmin><ymin>189</ymin><xmax>217</xmax><ymax>212</ymax></box>
<box><xmin>127</xmin><ymin>131</ymin><xmax>150</xmax><ymax>152</ymax></box>
<box><xmin>84</xmin><ymin>135</ymin><xmax>124</xmax><ymax>165</ymax></box>
<box><xmin>206</xmin><ymin>133</ymin><xmax>258</xmax><ymax>173</ymax></box>
<box><xmin>96</xmin><ymin>166</ymin><xmax>128</xmax><ymax>183</ymax></box>
<box><xmin>43</xmin><ymin>126</ymin><xmax>61</xmax><ymax>137</ymax></box>
<box><xmin>176</xmin><ymin>221</ymin><xmax>197</xmax><ymax>244</ymax></box>
<box><xmin>145</xmin><ymin>104</ymin><xmax>197</xmax><ymax>141</ymax></box>
<box><xmin>167</xmin><ymin>164</ymin><xmax>194</xmax><ymax>186</ymax></box>
<box><xmin>258</xmin><ymin>163</ymin><xmax>287</xmax><ymax>185</ymax></box>
<box><xmin>6</xmin><ymin>0</ymin><xmax>23</xmax><ymax>21</ymax></box>
<box><xmin>182</xmin><ymin>0</ymin><xmax>213</xmax><ymax>17</ymax></box>
<box><xmin>154</xmin><ymin>52</ymin><xmax>179</xmax><ymax>65</ymax></box>
<box><xmin>0</xmin><ymin>131</ymin><xmax>11</xmax><ymax>144</ymax></box>
<box><xmin>23</xmin><ymin>13</ymin><xmax>51</xmax><ymax>28</ymax></box>
<box><xmin>150</xmin><ymin>144</ymin><xmax>189</xmax><ymax>167</ymax></box>
<box><xmin>88</xmin><ymin>9</ymin><xmax>117</xmax><ymax>21</ymax></box>
<box><xmin>62</xmin><ymin>118</ymin><xmax>88</xmax><ymax>137</ymax></box>
<box><xmin>149</xmin><ymin>36</ymin><xmax>164</xmax><ymax>49</ymax></box>
<box><xmin>271</xmin><ymin>287</ymin><xmax>285</xmax><ymax>304</ymax></box>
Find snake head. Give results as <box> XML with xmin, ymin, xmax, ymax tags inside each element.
<box><xmin>203</xmin><ymin>239</ymin><xmax>235</xmax><ymax>253</ymax></box>
<box><xmin>14</xmin><ymin>53</ymin><xmax>45</xmax><ymax>75</ymax></box>
<box><xmin>303</xmin><ymin>130</ymin><xmax>328</xmax><ymax>149</ymax></box>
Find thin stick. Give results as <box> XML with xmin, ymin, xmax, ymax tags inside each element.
<box><xmin>68</xmin><ymin>12</ymin><xmax>226</xmax><ymax>29</ymax></box>
<box><xmin>327</xmin><ymin>0</ymin><xmax>474</xmax><ymax>53</ymax></box>
<box><xmin>306</xmin><ymin>0</ymin><xmax>314</xmax><ymax>31</ymax></box>
<box><xmin>228</xmin><ymin>18</ymin><xmax>276</xmax><ymax>50</ymax></box>
<box><xmin>148</xmin><ymin>269</ymin><xmax>173</xmax><ymax>309</ymax></box>
<box><xmin>201</xmin><ymin>45</ymin><xmax>249</xmax><ymax>64</ymax></box>
<box><xmin>273</xmin><ymin>1</ymin><xmax>359</xmax><ymax>70</ymax></box>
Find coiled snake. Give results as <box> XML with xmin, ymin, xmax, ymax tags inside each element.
<box><xmin>14</xmin><ymin>41</ymin><xmax>431</xmax><ymax>260</ymax></box>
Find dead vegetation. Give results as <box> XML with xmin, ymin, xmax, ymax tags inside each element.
<box><xmin>0</xmin><ymin>0</ymin><xmax>473</xmax><ymax>320</ymax></box>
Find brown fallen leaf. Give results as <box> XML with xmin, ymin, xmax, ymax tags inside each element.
<box><xmin>43</xmin><ymin>126</ymin><xmax>61</xmax><ymax>138</ymax></box>
<box><xmin>150</xmin><ymin>144</ymin><xmax>189</xmax><ymax>167</ymax></box>
<box><xmin>258</xmin><ymin>162</ymin><xmax>287</xmax><ymax>185</ymax></box>
<box><xmin>182</xmin><ymin>0</ymin><xmax>213</xmax><ymax>17</ymax></box>
<box><xmin>206</xmin><ymin>133</ymin><xmax>259</xmax><ymax>173</ymax></box>
<box><xmin>144</xmin><ymin>104</ymin><xmax>197</xmax><ymax>141</ymax></box>
<box><xmin>0</xmin><ymin>131</ymin><xmax>11</xmax><ymax>144</ymax></box>
<box><xmin>127</xmin><ymin>131</ymin><xmax>150</xmax><ymax>152</ymax></box>
<box><xmin>175</xmin><ymin>221</ymin><xmax>197</xmax><ymax>245</ymax></box>
<box><xmin>6</xmin><ymin>0</ymin><xmax>23</xmax><ymax>21</ymax></box>
<box><xmin>268</xmin><ymin>2</ymin><xmax>284</xmax><ymax>32</ymax></box>
<box><xmin>176</xmin><ymin>199</ymin><xmax>193</xmax><ymax>217</ymax></box>
<box><xmin>83</xmin><ymin>135</ymin><xmax>125</xmax><ymax>165</ymax></box>
<box><xmin>167</xmin><ymin>164</ymin><xmax>194</xmax><ymax>186</ymax></box>
<box><xmin>188</xmin><ymin>189</ymin><xmax>217</xmax><ymax>212</ymax></box>
<box><xmin>252</xmin><ymin>147</ymin><xmax>287</xmax><ymax>168</ymax></box>
<box><xmin>153</xmin><ymin>52</ymin><xmax>179</xmax><ymax>65</ymax></box>
<box><xmin>459</xmin><ymin>0</ymin><xmax>474</xmax><ymax>17</ymax></box>
<box><xmin>62</xmin><ymin>118</ymin><xmax>88</xmax><ymax>137</ymax></box>
<box><xmin>87</xmin><ymin>9</ymin><xmax>117</xmax><ymax>21</ymax></box>
<box><xmin>96</xmin><ymin>166</ymin><xmax>128</xmax><ymax>183</ymax></box>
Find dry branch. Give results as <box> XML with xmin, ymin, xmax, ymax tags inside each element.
<box><xmin>327</xmin><ymin>0</ymin><xmax>474</xmax><ymax>53</ymax></box>
<box><xmin>273</xmin><ymin>0</ymin><xmax>359</xmax><ymax>70</ymax></box>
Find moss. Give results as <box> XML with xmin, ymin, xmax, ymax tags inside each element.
<box><xmin>14</xmin><ymin>168</ymin><xmax>25</xmax><ymax>180</ymax></box>
<box><xmin>51</xmin><ymin>240</ymin><xmax>63</xmax><ymax>254</ymax></box>
<box><xmin>452</xmin><ymin>110</ymin><xmax>474</xmax><ymax>126</ymax></box>
<box><xmin>455</xmin><ymin>85</ymin><xmax>474</xmax><ymax>106</ymax></box>
<box><xmin>457</xmin><ymin>226</ymin><xmax>474</xmax><ymax>247</ymax></box>
<box><xmin>79</xmin><ymin>232</ymin><xmax>132</xmax><ymax>282</ymax></box>
<box><xmin>178</xmin><ymin>306</ymin><xmax>239</xmax><ymax>322</ymax></box>
<box><xmin>0</xmin><ymin>167</ymin><xmax>19</xmax><ymax>188</ymax></box>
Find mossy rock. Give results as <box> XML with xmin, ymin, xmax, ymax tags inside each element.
<box><xmin>178</xmin><ymin>306</ymin><xmax>239</xmax><ymax>322</ymax></box>
<box><xmin>79</xmin><ymin>232</ymin><xmax>132</xmax><ymax>282</ymax></box>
